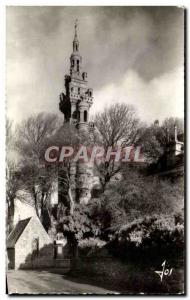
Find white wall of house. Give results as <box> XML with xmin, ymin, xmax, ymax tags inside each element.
<box><xmin>15</xmin><ymin>216</ymin><xmax>52</xmax><ymax>269</ymax></box>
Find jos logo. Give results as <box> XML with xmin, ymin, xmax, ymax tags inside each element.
<box><xmin>155</xmin><ymin>260</ymin><xmax>173</xmax><ymax>282</ymax></box>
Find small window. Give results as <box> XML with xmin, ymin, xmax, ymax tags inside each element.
<box><xmin>77</xmin><ymin>60</ymin><xmax>79</xmax><ymax>72</ymax></box>
<box><xmin>78</xmin><ymin>88</ymin><xmax>80</xmax><ymax>94</ymax></box>
<box><xmin>71</xmin><ymin>87</ymin><xmax>73</xmax><ymax>92</ymax></box>
<box><xmin>76</xmin><ymin>45</ymin><xmax>78</xmax><ymax>51</ymax></box>
<box><xmin>84</xmin><ymin>110</ymin><xmax>87</xmax><ymax>122</ymax></box>
<box><xmin>32</xmin><ymin>237</ymin><xmax>39</xmax><ymax>256</ymax></box>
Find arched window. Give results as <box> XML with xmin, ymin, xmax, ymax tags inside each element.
<box><xmin>77</xmin><ymin>60</ymin><xmax>79</xmax><ymax>72</ymax></box>
<box><xmin>72</xmin><ymin>110</ymin><xmax>77</xmax><ymax>119</ymax></box>
<box><xmin>84</xmin><ymin>110</ymin><xmax>87</xmax><ymax>122</ymax></box>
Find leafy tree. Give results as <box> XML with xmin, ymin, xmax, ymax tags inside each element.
<box><xmin>108</xmin><ymin>213</ymin><xmax>184</xmax><ymax>261</ymax></box>
<box><xmin>137</xmin><ymin>117</ymin><xmax>184</xmax><ymax>162</ymax></box>
<box><xmin>87</xmin><ymin>168</ymin><xmax>184</xmax><ymax>239</ymax></box>
<box><xmin>162</xmin><ymin>117</ymin><xmax>184</xmax><ymax>141</ymax></box>
<box><xmin>109</xmin><ymin>169</ymin><xmax>183</xmax><ymax>222</ymax></box>
<box><xmin>53</xmin><ymin>203</ymin><xmax>100</xmax><ymax>256</ymax></box>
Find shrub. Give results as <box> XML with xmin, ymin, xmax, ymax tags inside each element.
<box><xmin>108</xmin><ymin>213</ymin><xmax>184</xmax><ymax>261</ymax></box>
<box><xmin>78</xmin><ymin>237</ymin><xmax>106</xmax><ymax>256</ymax></box>
<box><xmin>79</xmin><ymin>237</ymin><xmax>106</xmax><ymax>249</ymax></box>
<box><xmin>57</xmin><ymin>203</ymin><xmax>101</xmax><ymax>242</ymax></box>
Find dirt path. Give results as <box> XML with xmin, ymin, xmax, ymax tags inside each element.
<box><xmin>7</xmin><ymin>270</ymin><xmax>116</xmax><ymax>294</ymax></box>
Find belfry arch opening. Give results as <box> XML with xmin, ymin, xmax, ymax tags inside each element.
<box><xmin>77</xmin><ymin>60</ymin><xmax>79</xmax><ymax>71</ymax></box>
<box><xmin>72</xmin><ymin>110</ymin><xmax>77</xmax><ymax>119</ymax></box>
<box><xmin>84</xmin><ymin>110</ymin><xmax>88</xmax><ymax>122</ymax></box>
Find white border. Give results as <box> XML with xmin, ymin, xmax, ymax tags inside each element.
<box><xmin>0</xmin><ymin>1</ymin><xmax>189</xmax><ymax>299</ymax></box>
<box><xmin>1</xmin><ymin>0</ymin><xmax>189</xmax><ymax>5</ymax></box>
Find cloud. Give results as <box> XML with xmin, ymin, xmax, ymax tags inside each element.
<box><xmin>92</xmin><ymin>66</ymin><xmax>184</xmax><ymax>123</ymax></box>
<box><xmin>6</xmin><ymin>6</ymin><xmax>184</xmax><ymax>124</ymax></box>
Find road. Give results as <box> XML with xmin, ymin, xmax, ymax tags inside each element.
<box><xmin>7</xmin><ymin>270</ymin><xmax>116</xmax><ymax>294</ymax></box>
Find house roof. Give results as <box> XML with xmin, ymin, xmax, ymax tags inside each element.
<box><xmin>7</xmin><ymin>217</ymin><xmax>31</xmax><ymax>248</ymax></box>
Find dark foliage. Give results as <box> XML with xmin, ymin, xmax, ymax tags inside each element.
<box><xmin>107</xmin><ymin>213</ymin><xmax>184</xmax><ymax>262</ymax></box>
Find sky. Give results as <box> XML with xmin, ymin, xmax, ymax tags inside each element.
<box><xmin>6</xmin><ymin>6</ymin><xmax>184</xmax><ymax>124</ymax></box>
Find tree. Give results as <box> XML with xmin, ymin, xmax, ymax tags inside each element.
<box><xmin>55</xmin><ymin>203</ymin><xmax>100</xmax><ymax>255</ymax></box>
<box><xmin>16</xmin><ymin>113</ymin><xmax>61</xmax><ymax>162</ymax></box>
<box><xmin>6</xmin><ymin>162</ymin><xmax>21</xmax><ymax>234</ymax></box>
<box><xmin>162</xmin><ymin>117</ymin><xmax>184</xmax><ymax>141</ymax></box>
<box><xmin>105</xmin><ymin>168</ymin><xmax>184</xmax><ymax>226</ymax></box>
<box><xmin>137</xmin><ymin>117</ymin><xmax>184</xmax><ymax>162</ymax></box>
<box><xmin>136</xmin><ymin>124</ymin><xmax>165</xmax><ymax>162</ymax></box>
<box><xmin>48</xmin><ymin>122</ymin><xmax>81</xmax><ymax>216</ymax></box>
<box><xmin>6</xmin><ymin>119</ymin><xmax>21</xmax><ymax>233</ymax></box>
<box><xmin>85</xmin><ymin>169</ymin><xmax>183</xmax><ymax>243</ymax></box>
<box><xmin>94</xmin><ymin>103</ymin><xmax>139</xmax><ymax>192</ymax></box>
<box><xmin>15</xmin><ymin>113</ymin><xmax>61</xmax><ymax>228</ymax></box>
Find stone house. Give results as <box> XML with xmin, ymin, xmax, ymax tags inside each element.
<box><xmin>7</xmin><ymin>216</ymin><xmax>52</xmax><ymax>270</ymax></box>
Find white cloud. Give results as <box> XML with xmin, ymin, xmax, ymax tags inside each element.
<box><xmin>91</xmin><ymin>67</ymin><xmax>184</xmax><ymax>123</ymax></box>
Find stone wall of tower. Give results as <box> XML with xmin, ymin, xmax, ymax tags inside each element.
<box><xmin>59</xmin><ymin>66</ymin><xmax>93</xmax><ymax>130</ymax></box>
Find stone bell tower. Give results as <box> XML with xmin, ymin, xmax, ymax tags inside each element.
<box><xmin>59</xmin><ymin>20</ymin><xmax>95</xmax><ymax>205</ymax></box>
<box><xmin>59</xmin><ymin>20</ymin><xmax>94</xmax><ymax>131</ymax></box>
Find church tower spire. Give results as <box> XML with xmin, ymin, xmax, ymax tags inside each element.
<box><xmin>70</xmin><ymin>19</ymin><xmax>82</xmax><ymax>77</ymax></box>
